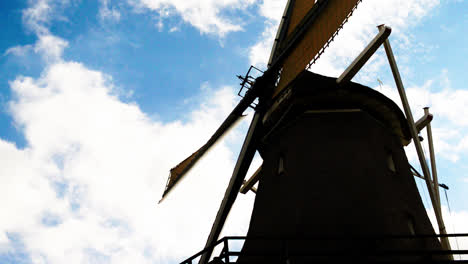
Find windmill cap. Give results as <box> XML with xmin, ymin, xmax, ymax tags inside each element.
<box><xmin>263</xmin><ymin>70</ymin><xmax>412</xmax><ymax>146</ymax></box>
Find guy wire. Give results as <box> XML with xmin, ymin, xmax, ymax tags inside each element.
<box><xmin>444</xmin><ymin>188</ymin><xmax>461</xmax><ymax>260</ymax></box>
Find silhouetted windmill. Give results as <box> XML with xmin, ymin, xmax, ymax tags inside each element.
<box><xmin>160</xmin><ymin>1</ymin><xmax>457</xmax><ymax>263</ymax></box>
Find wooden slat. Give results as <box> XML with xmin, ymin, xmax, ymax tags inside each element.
<box><xmin>273</xmin><ymin>0</ymin><xmax>361</xmax><ymax>98</ymax></box>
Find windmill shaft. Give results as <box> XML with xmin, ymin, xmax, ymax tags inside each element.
<box><xmin>199</xmin><ymin>111</ymin><xmax>263</xmax><ymax>264</ymax></box>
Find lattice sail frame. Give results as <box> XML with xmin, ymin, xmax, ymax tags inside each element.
<box><xmin>273</xmin><ymin>0</ymin><xmax>362</xmax><ymax>97</ymax></box>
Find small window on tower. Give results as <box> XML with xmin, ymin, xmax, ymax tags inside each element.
<box><xmin>386</xmin><ymin>151</ymin><xmax>396</xmax><ymax>173</ymax></box>
<box><xmin>278</xmin><ymin>155</ymin><xmax>285</xmax><ymax>176</ymax></box>
<box><xmin>408</xmin><ymin>218</ymin><xmax>416</xmax><ymax>235</ymax></box>
<box><xmin>406</xmin><ymin>213</ymin><xmax>416</xmax><ymax>235</ymax></box>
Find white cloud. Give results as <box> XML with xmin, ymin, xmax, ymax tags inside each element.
<box><xmin>34</xmin><ymin>34</ymin><xmax>69</xmax><ymax>62</ymax></box>
<box><xmin>22</xmin><ymin>0</ymin><xmax>71</xmax><ymax>34</ymax></box>
<box><xmin>5</xmin><ymin>34</ymin><xmax>68</xmax><ymax>63</ymax></box>
<box><xmin>130</xmin><ymin>0</ymin><xmax>257</xmax><ymax>36</ymax></box>
<box><xmin>169</xmin><ymin>26</ymin><xmax>179</xmax><ymax>33</ymax></box>
<box><xmin>99</xmin><ymin>0</ymin><xmax>121</xmax><ymax>22</ymax></box>
<box><xmin>3</xmin><ymin>1</ymin><xmax>257</xmax><ymax>261</ymax></box>
<box><xmin>249</xmin><ymin>20</ymin><xmax>277</xmax><ymax>68</ymax></box>
<box><xmin>2</xmin><ymin>60</ymin><xmax>255</xmax><ymax>263</ymax></box>
<box><xmin>0</xmin><ymin>139</ymin><xmax>69</xmax><ymax>256</ymax></box>
<box><xmin>5</xmin><ymin>0</ymin><xmax>69</xmax><ymax>63</ymax></box>
<box><xmin>4</xmin><ymin>44</ymin><xmax>34</xmax><ymax>57</ymax></box>
<box><xmin>22</xmin><ymin>0</ymin><xmax>54</xmax><ymax>35</ymax></box>
<box><xmin>248</xmin><ymin>0</ymin><xmax>285</xmax><ymax>68</ymax></box>
<box><xmin>372</xmin><ymin>69</ymin><xmax>468</xmax><ymax>163</ymax></box>
<box><xmin>258</xmin><ymin>0</ymin><xmax>285</xmax><ymax>21</ymax></box>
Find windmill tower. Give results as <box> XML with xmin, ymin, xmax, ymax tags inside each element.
<box><xmin>160</xmin><ymin>0</ymin><xmax>455</xmax><ymax>263</ymax></box>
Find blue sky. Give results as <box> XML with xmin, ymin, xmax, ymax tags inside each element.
<box><xmin>1</xmin><ymin>0</ymin><xmax>468</xmax><ymax>263</ymax></box>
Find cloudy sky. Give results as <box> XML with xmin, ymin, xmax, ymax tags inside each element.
<box><xmin>1</xmin><ymin>0</ymin><xmax>468</xmax><ymax>263</ymax></box>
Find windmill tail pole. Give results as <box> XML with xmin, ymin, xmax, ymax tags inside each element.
<box><xmin>380</xmin><ymin>27</ymin><xmax>452</xmax><ymax>254</ymax></box>
<box><xmin>425</xmin><ymin>107</ymin><xmax>442</xmax><ymax>209</ymax></box>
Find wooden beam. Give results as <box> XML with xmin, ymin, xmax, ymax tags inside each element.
<box><xmin>240</xmin><ymin>165</ymin><xmax>262</xmax><ymax>194</ymax></box>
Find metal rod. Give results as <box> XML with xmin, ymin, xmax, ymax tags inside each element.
<box><xmin>380</xmin><ymin>26</ymin><xmax>451</xmax><ymax>253</ymax></box>
<box><xmin>199</xmin><ymin>111</ymin><xmax>263</xmax><ymax>264</ymax></box>
<box><xmin>410</xmin><ymin>165</ymin><xmax>448</xmax><ymax>190</ymax></box>
<box><xmin>337</xmin><ymin>25</ymin><xmax>391</xmax><ymax>84</ymax></box>
<box><xmin>425</xmin><ymin>107</ymin><xmax>442</xmax><ymax>211</ymax></box>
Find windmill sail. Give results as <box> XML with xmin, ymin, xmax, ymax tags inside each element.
<box><xmin>160</xmin><ymin>113</ymin><xmax>246</xmax><ymax>202</ymax></box>
<box><xmin>161</xmin><ymin>149</ymin><xmax>201</xmax><ymax>202</ymax></box>
<box><xmin>271</xmin><ymin>0</ymin><xmax>362</xmax><ymax>97</ymax></box>
<box><xmin>160</xmin><ymin>89</ymin><xmax>255</xmax><ymax>201</ymax></box>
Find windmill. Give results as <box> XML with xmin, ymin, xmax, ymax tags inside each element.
<box><xmin>160</xmin><ymin>0</ymin><xmax>457</xmax><ymax>263</ymax></box>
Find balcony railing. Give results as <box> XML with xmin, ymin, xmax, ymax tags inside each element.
<box><xmin>181</xmin><ymin>234</ymin><xmax>468</xmax><ymax>264</ymax></box>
